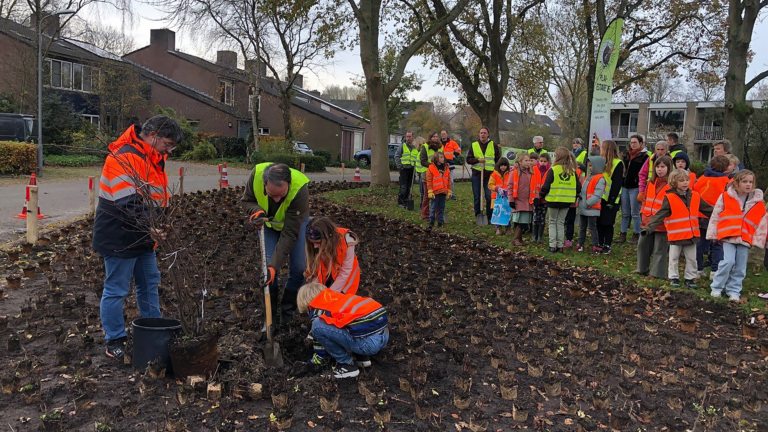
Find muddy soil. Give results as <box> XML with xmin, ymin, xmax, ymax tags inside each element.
<box><xmin>0</xmin><ymin>183</ymin><xmax>766</xmax><ymax>432</ymax></box>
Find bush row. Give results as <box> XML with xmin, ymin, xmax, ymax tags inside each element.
<box><xmin>252</xmin><ymin>153</ymin><xmax>326</xmax><ymax>172</ymax></box>
<box><xmin>0</xmin><ymin>141</ymin><xmax>37</xmax><ymax>174</ymax></box>
<box><xmin>44</xmin><ymin>154</ymin><xmax>105</xmax><ymax>167</ymax></box>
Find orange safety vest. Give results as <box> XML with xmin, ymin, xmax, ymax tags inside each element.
<box><xmin>442</xmin><ymin>139</ymin><xmax>461</xmax><ymax>160</ymax></box>
<box><xmin>688</xmin><ymin>172</ymin><xmax>696</xmax><ymax>190</ymax></box>
<box><xmin>99</xmin><ymin>126</ymin><xmax>169</xmax><ymax>205</ymax></box>
<box><xmin>663</xmin><ymin>192</ymin><xmax>701</xmax><ymax>241</ymax></box>
<box><xmin>510</xmin><ymin>169</ymin><xmax>540</xmax><ymax>204</ymax></box>
<box><xmin>642</xmin><ymin>180</ymin><xmax>670</xmax><ymax>217</ymax></box>
<box><xmin>428</xmin><ymin>164</ymin><xmax>451</xmax><ymax>194</ymax></box>
<box><xmin>490</xmin><ymin>170</ymin><xmax>511</xmax><ymax>199</ymax></box>
<box><xmin>716</xmin><ymin>192</ymin><xmax>767</xmax><ymax>245</ymax></box>
<box><xmin>317</xmin><ymin>228</ymin><xmax>360</xmax><ymax>295</ymax></box>
<box><xmin>309</xmin><ymin>289</ymin><xmax>384</xmax><ymax>328</ymax></box>
<box><xmin>694</xmin><ymin>175</ymin><xmax>730</xmax><ymax>207</ymax></box>
<box><xmin>581</xmin><ymin>174</ymin><xmax>604</xmax><ymax>210</ymax></box>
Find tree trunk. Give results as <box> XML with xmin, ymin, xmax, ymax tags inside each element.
<box><xmin>723</xmin><ymin>46</ymin><xmax>749</xmax><ymax>162</ymax></box>
<box><xmin>482</xmin><ymin>109</ymin><xmax>500</xmax><ymax>146</ymax></box>
<box><xmin>280</xmin><ymin>91</ymin><xmax>294</xmax><ymax>142</ymax></box>
<box><xmin>367</xmin><ymin>76</ymin><xmax>390</xmax><ymax>187</ymax></box>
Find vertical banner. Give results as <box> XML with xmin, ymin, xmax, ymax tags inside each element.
<box><xmin>589</xmin><ymin>18</ymin><xmax>624</xmax><ymax>145</ymax></box>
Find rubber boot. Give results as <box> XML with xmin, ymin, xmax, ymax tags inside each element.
<box><xmin>280</xmin><ymin>290</ymin><xmax>298</xmax><ymax>325</ymax></box>
<box><xmin>513</xmin><ymin>226</ymin><xmax>524</xmax><ymax>246</ymax></box>
<box><xmin>505</xmin><ymin>225</ymin><xmax>512</xmax><ymax>236</ymax></box>
<box><xmin>537</xmin><ymin>224</ymin><xmax>546</xmax><ymax>243</ymax></box>
<box><xmin>495</xmin><ymin>226</ymin><xmax>502</xmax><ymax>236</ymax></box>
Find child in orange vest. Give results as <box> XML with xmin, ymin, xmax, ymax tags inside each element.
<box><xmin>489</xmin><ymin>157</ymin><xmax>511</xmax><ymax>235</ymax></box>
<box><xmin>672</xmin><ymin>152</ymin><xmax>696</xmax><ymax>189</ymax></box>
<box><xmin>706</xmin><ymin>170</ymin><xmax>768</xmax><ymax>302</ymax></box>
<box><xmin>507</xmin><ymin>153</ymin><xmax>539</xmax><ymax>246</ymax></box>
<box><xmin>694</xmin><ymin>155</ymin><xmax>730</xmax><ymax>279</ymax></box>
<box><xmin>576</xmin><ymin>156</ymin><xmax>606</xmax><ymax>254</ymax></box>
<box><xmin>298</xmin><ymin>283</ymin><xmax>389</xmax><ymax>379</ymax></box>
<box><xmin>642</xmin><ymin>169</ymin><xmax>714</xmax><ymax>288</ymax></box>
<box><xmin>304</xmin><ymin>217</ymin><xmax>360</xmax><ymax>295</ymax></box>
<box><xmin>532</xmin><ymin>153</ymin><xmax>551</xmax><ymax>243</ymax></box>
<box><xmin>634</xmin><ymin>155</ymin><xmax>672</xmax><ymax>278</ymax></box>
<box><xmin>426</xmin><ymin>151</ymin><xmax>452</xmax><ymax>228</ymax></box>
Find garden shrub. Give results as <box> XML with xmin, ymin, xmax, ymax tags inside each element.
<box><xmin>44</xmin><ymin>155</ymin><xmax>104</xmax><ymax>167</ymax></box>
<box><xmin>258</xmin><ymin>153</ymin><xmax>326</xmax><ymax>172</ymax></box>
<box><xmin>210</xmin><ymin>136</ymin><xmax>248</xmax><ymax>158</ymax></box>
<box><xmin>298</xmin><ymin>155</ymin><xmax>327</xmax><ymax>172</ymax></box>
<box><xmin>689</xmin><ymin>161</ymin><xmax>706</xmax><ymax>177</ymax></box>
<box><xmin>259</xmin><ymin>136</ymin><xmax>293</xmax><ymax>154</ymax></box>
<box><xmin>314</xmin><ymin>149</ymin><xmax>332</xmax><ymax>165</ymax></box>
<box><xmin>0</xmin><ymin>141</ymin><xmax>37</xmax><ymax>174</ymax></box>
<box><xmin>181</xmin><ymin>141</ymin><xmax>217</xmax><ymax>161</ymax></box>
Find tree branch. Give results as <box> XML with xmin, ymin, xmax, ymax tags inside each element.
<box><xmin>612</xmin><ymin>51</ymin><xmax>708</xmax><ymax>92</ymax></box>
<box><xmin>746</xmin><ymin>69</ymin><xmax>768</xmax><ymax>92</ymax></box>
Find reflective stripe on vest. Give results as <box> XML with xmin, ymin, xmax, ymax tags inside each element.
<box><xmin>601</xmin><ymin>158</ymin><xmax>623</xmax><ymax>204</ymax></box>
<box><xmin>511</xmin><ymin>169</ymin><xmax>538</xmax><ymax>204</ymax></box>
<box><xmin>309</xmin><ymin>289</ymin><xmax>384</xmax><ymax>328</ymax></box>
<box><xmin>99</xmin><ymin>130</ymin><xmax>169</xmax><ymax>205</ymax></box>
<box><xmin>490</xmin><ymin>171</ymin><xmax>510</xmax><ymax>199</ymax></box>
<box><xmin>428</xmin><ymin>164</ymin><xmax>451</xmax><ymax>192</ymax></box>
<box><xmin>471</xmin><ymin>141</ymin><xmax>495</xmax><ymax>171</ymax></box>
<box><xmin>663</xmin><ymin>192</ymin><xmax>701</xmax><ymax>241</ymax></box>
<box><xmin>583</xmin><ymin>174</ymin><xmax>604</xmax><ymax>210</ymax></box>
<box><xmin>415</xmin><ymin>145</ymin><xmax>444</xmax><ymax>173</ymax></box>
<box><xmin>317</xmin><ymin>227</ymin><xmax>360</xmax><ymax>295</ymax></box>
<box><xmin>253</xmin><ymin>162</ymin><xmax>310</xmax><ymax>231</ymax></box>
<box><xmin>545</xmin><ymin>165</ymin><xmax>577</xmax><ymax>203</ymax></box>
<box><xmin>400</xmin><ymin>143</ymin><xmax>419</xmax><ymax>168</ymax></box>
<box><xmin>716</xmin><ymin>192</ymin><xmax>767</xmax><ymax>245</ymax></box>
<box><xmin>642</xmin><ymin>180</ymin><xmax>670</xmax><ymax>217</ymax></box>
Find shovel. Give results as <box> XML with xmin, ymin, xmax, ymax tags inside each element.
<box><xmin>476</xmin><ymin>168</ymin><xmax>488</xmax><ymax>226</ymax></box>
<box><xmin>259</xmin><ymin>227</ymin><xmax>283</xmax><ymax>368</ymax></box>
<box><xmin>406</xmin><ymin>170</ymin><xmax>416</xmax><ymax>211</ymax></box>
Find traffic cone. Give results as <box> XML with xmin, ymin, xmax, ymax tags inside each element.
<box><xmin>221</xmin><ymin>162</ymin><xmax>230</xmax><ymax>187</ymax></box>
<box><xmin>29</xmin><ymin>173</ymin><xmax>37</xmax><ymax>186</ymax></box>
<box><xmin>14</xmin><ymin>176</ymin><xmax>47</xmax><ymax>219</ymax></box>
<box><xmin>353</xmin><ymin>167</ymin><xmax>361</xmax><ymax>182</ymax></box>
<box><xmin>14</xmin><ymin>185</ymin><xmax>29</xmax><ymax>219</ymax></box>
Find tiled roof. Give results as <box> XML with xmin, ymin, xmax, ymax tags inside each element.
<box><xmin>498</xmin><ymin>110</ymin><xmax>562</xmax><ymax>134</ymax></box>
<box><xmin>0</xmin><ymin>16</ymin><xmax>103</xmax><ymax>63</ymax></box>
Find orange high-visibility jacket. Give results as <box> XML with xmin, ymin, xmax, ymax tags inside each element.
<box><xmin>317</xmin><ymin>228</ymin><xmax>360</xmax><ymax>295</ymax></box>
<box><xmin>510</xmin><ymin>169</ymin><xmax>541</xmax><ymax>204</ymax></box>
<box><xmin>716</xmin><ymin>192</ymin><xmax>767</xmax><ymax>245</ymax></box>
<box><xmin>309</xmin><ymin>289</ymin><xmax>385</xmax><ymax>329</ymax></box>
<box><xmin>92</xmin><ymin>125</ymin><xmax>169</xmax><ymax>258</ymax></box>
<box><xmin>582</xmin><ymin>174</ymin><xmax>604</xmax><ymax>210</ymax></box>
<box><xmin>663</xmin><ymin>192</ymin><xmax>701</xmax><ymax>241</ymax></box>
<box><xmin>642</xmin><ymin>180</ymin><xmax>670</xmax><ymax>217</ymax></box>
<box><xmin>442</xmin><ymin>139</ymin><xmax>461</xmax><ymax>160</ymax></box>
<box><xmin>694</xmin><ymin>175</ymin><xmax>730</xmax><ymax>207</ymax></box>
<box><xmin>490</xmin><ymin>170</ymin><xmax>510</xmax><ymax>199</ymax></box>
<box><xmin>427</xmin><ymin>164</ymin><xmax>451</xmax><ymax>194</ymax></box>
<box><xmin>688</xmin><ymin>172</ymin><xmax>697</xmax><ymax>190</ymax></box>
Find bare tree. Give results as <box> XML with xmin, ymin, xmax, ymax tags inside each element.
<box><xmin>66</xmin><ymin>20</ymin><xmax>136</xmax><ymax>56</ymax></box>
<box><xmin>322</xmin><ymin>84</ymin><xmax>365</xmax><ymax>101</ymax></box>
<box><xmin>631</xmin><ymin>67</ymin><xmax>683</xmax><ymax>103</ymax></box>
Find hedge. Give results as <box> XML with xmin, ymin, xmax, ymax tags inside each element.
<box><xmin>0</xmin><ymin>141</ymin><xmax>37</xmax><ymax>174</ymax></box>
<box><xmin>262</xmin><ymin>153</ymin><xmax>326</xmax><ymax>172</ymax></box>
<box><xmin>44</xmin><ymin>154</ymin><xmax>105</xmax><ymax>167</ymax></box>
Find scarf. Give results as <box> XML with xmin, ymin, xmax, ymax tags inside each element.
<box><xmin>628</xmin><ymin>147</ymin><xmax>643</xmax><ymax>160</ymax></box>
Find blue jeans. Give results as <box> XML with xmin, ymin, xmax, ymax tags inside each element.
<box><xmin>430</xmin><ymin>194</ymin><xmax>447</xmax><ymax>223</ymax></box>
<box><xmin>696</xmin><ymin>218</ymin><xmax>723</xmax><ymax>271</ymax></box>
<box><xmin>264</xmin><ymin>216</ymin><xmax>309</xmax><ymax>294</ymax></box>
<box><xmin>711</xmin><ymin>242</ymin><xmax>749</xmax><ymax>298</ymax></box>
<box><xmin>101</xmin><ymin>251</ymin><xmax>161</xmax><ymax>341</ymax></box>
<box><xmin>471</xmin><ymin>173</ymin><xmax>492</xmax><ymax>217</ymax></box>
<box><xmin>311</xmin><ymin>319</ymin><xmax>389</xmax><ymax>365</ymax></box>
<box><xmin>620</xmin><ymin>187</ymin><xmax>641</xmax><ymax>234</ymax></box>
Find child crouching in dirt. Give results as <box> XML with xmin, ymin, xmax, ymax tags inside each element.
<box><xmin>706</xmin><ymin>170</ymin><xmax>768</xmax><ymax>302</ymax></box>
<box><xmin>304</xmin><ymin>217</ymin><xmax>360</xmax><ymax>295</ymax></box>
<box><xmin>297</xmin><ymin>282</ymin><xmax>389</xmax><ymax>379</ymax></box>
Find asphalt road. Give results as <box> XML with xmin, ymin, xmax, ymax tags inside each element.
<box><xmin>0</xmin><ymin>162</ymin><xmax>399</xmax><ymax>246</ymax></box>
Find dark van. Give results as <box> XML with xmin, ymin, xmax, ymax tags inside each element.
<box><xmin>0</xmin><ymin>113</ymin><xmax>36</xmax><ymax>142</ymax></box>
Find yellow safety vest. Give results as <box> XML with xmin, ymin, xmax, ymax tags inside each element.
<box><xmin>601</xmin><ymin>158</ymin><xmax>623</xmax><ymax>204</ymax></box>
<box><xmin>400</xmin><ymin>143</ymin><xmax>419</xmax><ymax>168</ymax></box>
<box><xmin>545</xmin><ymin>165</ymin><xmax>577</xmax><ymax>203</ymax></box>
<box><xmin>471</xmin><ymin>141</ymin><xmax>495</xmax><ymax>171</ymax></box>
<box><xmin>415</xmin><ymin>145</ymin><xmax>444</xmax><ymax>173</ymax></box>
<box><xmin>253</xmin><ymin>163</ymin><xmax>310</xmax><ymax>231</ymax></box>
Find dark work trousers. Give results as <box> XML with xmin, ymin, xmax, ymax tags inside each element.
<box><xmin>597</xmin><ymin>200</ymin><xmax>620</xmax><ymax>246</ymax></box>
<box><xmin>696</xmin><ymin>218</ymin><xmax>723</xmax><ymax>272</ymax></box>
<box><xmin>471</xmin><ymin>172</ymin><xmax>492</xmax><ymax>217</ymax></box>
<box><xmin>420</xmin><ymin>175</ymin><xmax>430</xmax><ymax>220</ymax></box>
<box><xmin>565</xmin><ymin>207</ymin><xmax>577</xmax><ymax>241</ymax></box>
<box><xmin>397</xmin><ymin>168</ymin><xmax>414</xmax><ymax>206</ymax></box>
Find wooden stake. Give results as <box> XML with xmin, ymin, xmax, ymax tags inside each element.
<box><xmin>300</xmin><ymin>163</ymin><xmax>305</xmax><ymax>173</ymax></box>
<box><xmin>179</xmin><ymin>167</ymin><xmax>185</xmax><ymax>197</ymax></box>
<box><xmin>88</xmin><ymin>177</ymin><xmax>96</xmax><ymax>218</ymax></box>
<box><xmin>218</xmin><ymin>164</ymin><xmax>222</xmax><ymax>190</ymax></box>
<box><xmin>27</xmin><ymin>186</ymin><xmax>39</xmax><ymax>245</ymax></box>
<box><xmin>341</xmin><ymin>163</ymin><xmax>345</xmax><ymax>181</ymax></box>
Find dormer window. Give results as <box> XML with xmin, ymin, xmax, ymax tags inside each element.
<box><xmin>219</xmin><ymin>79</ymin><xmax>234</xmax><ymax>106</ymax></box>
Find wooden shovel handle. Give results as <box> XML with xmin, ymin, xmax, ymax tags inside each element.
<box><xmin>265</xmin><ymin>291</ymin><xmax>274</xmax><ymax>343</ymax></box>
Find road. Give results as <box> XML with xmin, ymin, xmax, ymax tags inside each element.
<box><xmin>0</xmin><ymin>162</ymin><xmax>400</xmax><ymax>246</ymax></box>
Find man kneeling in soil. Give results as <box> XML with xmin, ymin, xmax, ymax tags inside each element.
<box><xmin>297</xmin><ymin>283</ymin><xmax>389</xmax><ymax>379</ymax></box>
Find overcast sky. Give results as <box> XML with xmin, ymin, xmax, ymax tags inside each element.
<box><xmin>89</xmin><ymin>2</ymin><xmax>768</xmax><ymax>109</ymax></box>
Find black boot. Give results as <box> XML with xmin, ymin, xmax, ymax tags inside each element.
<box><xmin>280</xmin><ymin>290</ymin><xmax>298</xmax><ymax>325</ymax></box>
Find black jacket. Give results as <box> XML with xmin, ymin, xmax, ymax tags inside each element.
<box><xmin>623</xmin><ymin>151</ymin><xmax>649</xmax><ymax>189</ymax></box>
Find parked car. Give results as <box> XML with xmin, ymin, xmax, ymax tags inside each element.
<box><xmin>293</xmin><ymin>142</ymin><xmax>314</xmax><ymax>155</ymax></box>
<box><xmin>0</xmin><ymin>113</ymin><xmax>36</xmax><ymax>142</ymax></box>
<box><xmin>354</xmin><ymin>143</ymin><xmax>401</xmax><ymax>167</ymax></box>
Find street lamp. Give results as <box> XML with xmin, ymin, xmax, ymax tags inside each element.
<box><xmin>37</xmin><ymin>9</ymin><xmax>76</xmax><ymax>177</ymax></box>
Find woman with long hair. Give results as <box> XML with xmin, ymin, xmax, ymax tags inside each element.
<box><xmin>597</xmin><ymin>140</ymin><xmax>624</xmax><ymax>254</ymax></box>
<box><xmin>304</xmin><ymin>217</ymin><xmax>360</xmax><ymax>295</ymax></box>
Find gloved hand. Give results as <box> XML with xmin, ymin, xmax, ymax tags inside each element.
<box><xmin>509</xmin><ymin>201</ymin><xmax>516</xmax><ymax>210</ymax></box>
<box><xmin>446</xmin><ymin>192</ymin><xmax>452</xmax><ymax>199</ymax></box>
<box><xmin>428</xmin><ymin>190</ymin><xmax>435</xmax><ymax>200</ymax></box>
<box><xmin>249</xmin><ymin>210</ymin><xmax>268</xmax><ymax>229</ymax></box>
<box><xmin>261</xmin><ymin>266</ymin><xmax>276</xmax><ymax>288</ymax></box>
<box><xmin>533</xmin><ymin>198</ymin><xmax>541</xmax><ymax>206</ymax></box>
<box><xmin>637</xmin><ymin>193</ymin><xmax>645</xmax><ymax>203</ymax></box>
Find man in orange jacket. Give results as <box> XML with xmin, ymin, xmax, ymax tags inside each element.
<box><xmin>440</xmin><ymin>130</ymin><xmax>462</xmax><ymax>200</ymax></box>
<box><xmin>297</xmin><ymin>283</ymin><xmax>389</xmax><ymax>379</ymax></box>
<box><xmin>92</xmin><ymin>115</ymin><xmax>184</xmax><ymax>361</ymax></box>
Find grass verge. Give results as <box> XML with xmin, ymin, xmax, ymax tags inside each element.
<box><xmin>0</xmin><ymin>166</ymin><xmax>103</xmax><ymax>186</ymax></box>
<box><xmin>322</xmin><ymin>182</ymin><xmax>768</xmax><ymax>314</ymax></box>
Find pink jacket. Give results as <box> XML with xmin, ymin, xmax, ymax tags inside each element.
<box><xmin>706</xmin><ymin>187</ymin><xmax>768</xmax><ymax>248</ymax></box>
<box><xmin>638</xmin><ymin>158</ymin><xmax>651</xmax><ymax>194</ymax></box>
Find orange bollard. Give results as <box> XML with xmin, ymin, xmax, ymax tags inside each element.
<box><xmin>353</xmin><ymin>167</ymin><xmax>361</xmax><ymax>182</ymax></box>
<box><xmin>221</xmin><ymin>162</ymin><xmax>230</xmax><ymax>187</ymax></box>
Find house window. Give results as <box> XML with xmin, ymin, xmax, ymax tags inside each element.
<box><xmin>248</xmin><ymin>91</ymin><xmax>261</xmax><ymax>113</ymax></box>
<box><xmin>61</xmin><ymin>61</ymin><xmax>72</xmax><ymax>89</ymax></box>
<box><xmin>258</xmin><ymin>127</ymin><xmax>270</xmax><ymax>136</ymax></box>
<box><xmin>219</xmin><ymin>79</ymin><xmax>234</xmax><ymax>106</ymax></box>
<box><xmin>83</xmin><ymin>66</ymin><xmax>94</xmax><ymax>92</ymax></box>
<box><xmin>321</xmin><ymin>103</ymin><xmax>330</xmax><ymax>112</ymax></box>
<box><xmin>48</xmin><ymin>60</ymin><xmax>96</xmax><ymax>92</ymax></box>
<box><xmin>73</xmin><ymin>64</ymin><xmax>82</xmax><ymax>91</ymax></box>
<box><xmin>82</xmin><ymin>114</ymin><xmax>99</xmax><ymax>128</ymax></box>
<box><xmin>649</xmin><ymin>109</ymin><xmax>685</xmax><ymax>132</ymax></box>
<box><xmin>296</xmin><ymin>96</ymin><xmax>309</xmax><ymax>103</ymax></box>
<box><xmin>189</xmin><ymin>120</ymin><xmax>200</xmax><ymax>132</ymax></box>
<box><xmin>51</xmin><ymin>60</ymin><xmax>62</xmax><ymax>88</ymax></box>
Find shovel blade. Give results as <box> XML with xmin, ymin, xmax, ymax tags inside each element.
<box><xmin>263</xmin><ymin>341</ymin><xmax>284</xmax><ymax>368</ymax></box>
<box><xmin>476</xmin><ymin>214</ymin><xmax>488</xmax><ymax>226</ymax></box>
<box><xmin>406</xmin><ymin>200</ymin><xmax>414</xmax><ymax>211</ymax></box>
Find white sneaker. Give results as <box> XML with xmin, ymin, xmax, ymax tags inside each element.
<box><xmin>698</xmin><ymin>270</ymin><xmax>707</xmax><ymax>279</ymax></box>
<box><xmin>728</xmin><ymin>294</ymin><xmax>740</xmax><ymax>302</ymax></box>
<box><xmin>709</xmin><ymin>272</ymin><xmax>715</xmax><ymax>281</ymax></box>
<box><xmin>710</xmin><ymin>290</ymin><xmax>721</xmax><ymax>298</ymax></box>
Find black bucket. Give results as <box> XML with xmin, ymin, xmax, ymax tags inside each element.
<box><xmin>131</xmin><ymin>318</ymin><xmax>182</xmax><ymax>373</ymax></box>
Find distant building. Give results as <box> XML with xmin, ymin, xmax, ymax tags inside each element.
<box><xmin>610</xmin><ymin>101</ymin><xmax>766</xmax><ymax>161</ymax></box>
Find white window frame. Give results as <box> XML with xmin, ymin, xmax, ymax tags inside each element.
<box><xmin>47</xmin><ymin>59</ymin><xmax>97</xmax><ymax>93</ymax></box>
<box><xmin>648</xmin><ymin>109</ymin><xmax>686</xmax><ymax>133</ymax></box>
<box><xmin>258</xmin><ymin>127</ymin><xmax>270</xmax><ymax>136</ymax></box>
<box><xmin>321</xmin><ymin>103</ymin><xmax>330</xmax><ymax>112</ymax></box>
<box><xmin>82</xmin><ymin>114</ymin><xmax>100</xmax><ymax>129</ymax></box>
<box><xmin>219</xmin><ymin>79</ymin><xmax>234</xmax><ymax>106</ymax></box>
<box><xmin>189</xmin><ymin>120</ymin><xmax>200</xmax><ymax>132</ymax></box>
